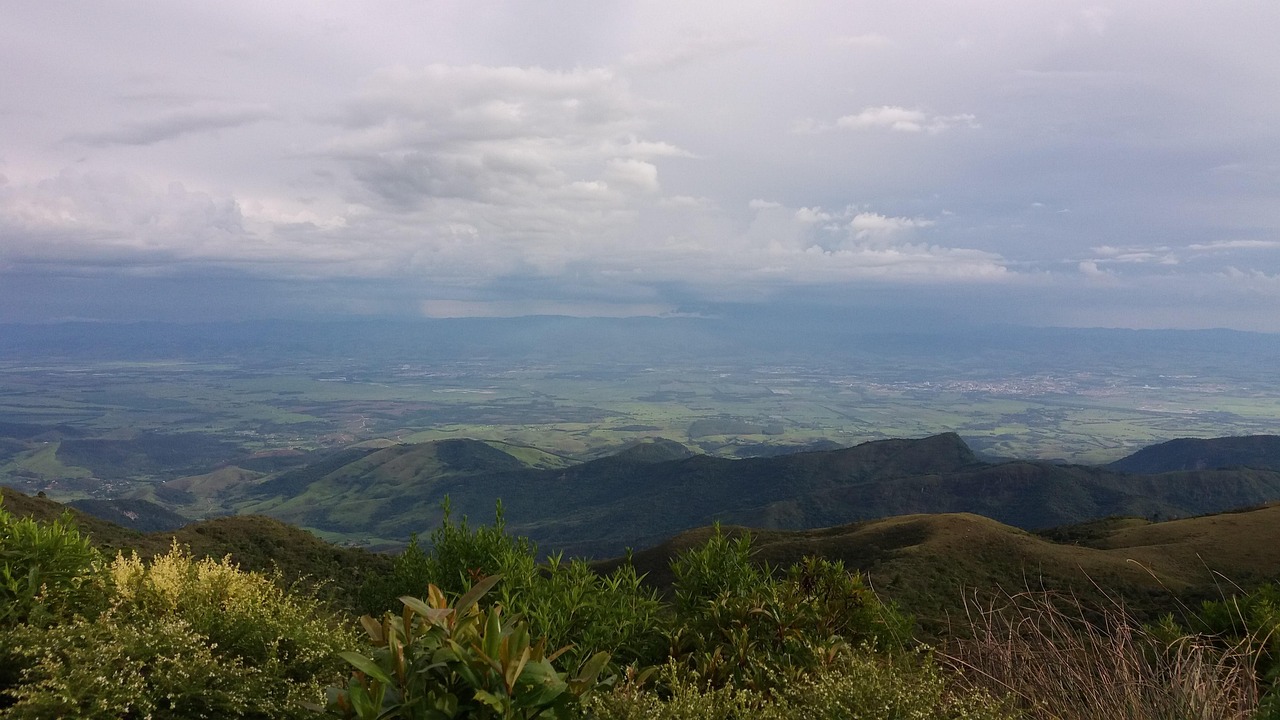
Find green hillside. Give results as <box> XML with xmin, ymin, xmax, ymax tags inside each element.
<box><xmin>605</xmin><ymin>504</ymin><xmax>1280</xmax><ymax>630</ymax></box>
<box><xmin>209</xmin><ymin>432</ymin><xmax>1280</xmax><ymax>557</ymax></box>
<box><xmin>235</xmin><ymin>438</ymin><xmax>563</xmax><ymax>541</ymax></box>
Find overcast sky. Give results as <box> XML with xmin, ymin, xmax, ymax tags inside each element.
<box><xmin>2</xmin><ymin>1</ymin><xmax>1279</xmax><ymax>330</ymax></box>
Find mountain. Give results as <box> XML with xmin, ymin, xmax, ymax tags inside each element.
<box><xmin>65</xmin><ymin>498</ymin><xmax>189</xmax><ymax>532</ymax></box>
<box><xmin>1108</xmin><ymin>435</ymin><xmax>1280</xmax><ymax>473</ymax></box>
<box><xmin>227</xmin><ymin>432</ymin><xmax>1280</xmax><ymax>558</ymax></box>
<box><xmin>235</xmin><ymin>438</ymin><xmax>573</xmax><ymax>543</ymax></box>
<box><xmin>604</xmin><ymin>504</ymin><xmax>1280</xmax><ymax>630</ymax></box>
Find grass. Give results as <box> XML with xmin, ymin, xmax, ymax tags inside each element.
<box><xmin>942</xmin><ymin>590</ymin><xmax>1261</xmax><ymax>720</ymax></box>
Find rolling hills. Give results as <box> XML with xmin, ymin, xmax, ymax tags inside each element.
<box><xmin>222</xmin><ymin>432</ymin><xmax>1280</xmax><ymax>557</ymax></box>
<box><xmin>604</xmin><ymin>503</ymin><xmax>1280</xmax><ymax>629</ymax></box>
<box><xmin>11</xmin><ymin>423</ymin><xmax>1280</xmax><ymax>561</ymax></box>
<box><xmin>11</xmin><ymin>483</ymin><xmax>1280</xmax><ymax>632</ymax></box>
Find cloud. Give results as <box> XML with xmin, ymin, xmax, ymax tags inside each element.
<box><xmin>321</xmin><ymin>64</ymin><xmax>682</xmax><ymax>215</ymax></box>
<box><xmin>67</xmin><ymin>104</ymin><xmax>273</xmax><ymax>147</ymax></box>
<box><xmin>421</xmin><ymin>299</ymin><xmax>672</xmax><ymax>318</ymax></box>
<box><xmin>1078</xmin><ymin>260</ymin><xmax>1111</xmax><ymax>278</ymax></box>
<box><xmin>1188</xmin><ymin>239</ymin><xmax>1280</xmax><ymax>252</ymax></box>
<box><xmin>834</xmin><ymin>106</ymin><xmax>978</xmax><ymax>134</ymax></box>
<box><xmin>794</xmin><ymin>207</ymin><xmax>831</xmax><ymax>223</ymax></box>
<box><xmin>605</xmin><ymin>158</ymin><xmax>660</xmax><ymax>193</ymax></box>
<box><xmin>1088</xmin><ymin>244</ymin><xmax>1179</xmax><ymax>265</ymax></box>
<box><xmin>849</xmin><ymin>212</ymin><xmax>934</xmax><ymax>239</ymax></box>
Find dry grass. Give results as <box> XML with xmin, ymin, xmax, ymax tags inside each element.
<box><xmin>941</xmin><ymin>590</ymin><xmax>1261</xmax><ymax>720</ymax></box>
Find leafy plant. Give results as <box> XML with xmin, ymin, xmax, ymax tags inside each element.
<box><xmin>0</xmin><ymin>499</ymin><xmax>106</xmax><ymax>628</ymax></box>
<box><xmin>665</xmin><ymin>525</ymin><xmax>912</xmax><ymax>692</ymax></box>
<box><xmin>1</xmin><ymin>499</ymin><xmax>109</xmax><ymax>706</ymax></box>
<box><xmin>5</xmin><ymin>614</ymin><xmax>305</xmax><ymax>719</ymax></box>
<box><xmin>360</xmin><ymin>500</ymin><xmax>665</xmax><ymax>669</ymax></box>
<box><xmin>329</xmin><ymin>575</ymin><xmax>613</xmax><ymax>719</ymax></box>
<box><xmin>5</xmin><ymin>541</ymin><xmax>353</xmax><ymax>717</ymax></box>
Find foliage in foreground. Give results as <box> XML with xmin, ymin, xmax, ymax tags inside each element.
<box><xmin>11</xmin><ymin>494</ymin><xmax>1280</xmax><ymax>720</ymax></box>
<box><xmin>584</xmin><ymin>656</ymin><xmax>1015</xmax><ymax>720</ymax></box>
<box><xmin>360</xmin><ymin>501</ymin><xmax>665</xmax><ymax>670</ymax></box>
<box><xmin>666</xmin><ymin>525</ymin><xmax>912</xmax><ymax>691</ymax></box>
<box><xmin>1</xmin><ymin>497</ymin><xmax>353</xmax><ymax>718</ymax></box>
<box><xmin>945</xmin><ymin>590</ymin><xmax>1261</xmax><ymax>720</ymax></box>
<box><xmin>329</xmin><ymin>575</ymin><xmax>613</xmax><ymax>719</ymax></box>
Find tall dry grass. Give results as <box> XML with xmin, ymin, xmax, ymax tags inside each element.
<box><xmin>941</xmin><ymin>590</ymin><xmax>1261</xmax><ymax>720</ymax></box>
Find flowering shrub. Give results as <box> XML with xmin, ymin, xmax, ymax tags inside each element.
<box><xmin>5</xmin><ymin>543</ymin><xmax>353</xmax><ymax>717</ymax></box>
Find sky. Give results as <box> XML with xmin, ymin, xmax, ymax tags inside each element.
<box><xmin>2</xmin><ymin>1</ymin><xmax>1279</xmax><ymax>330</ymax></box>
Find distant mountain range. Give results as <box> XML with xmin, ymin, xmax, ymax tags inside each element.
<box><xmin>213</xmin><ymin>432</ymin><xmax>1280</xmax><ymax>557</ymax></box>
<box><xmin>10</xmin><ymin>423</ymin><xmax>1280</xmax><ymax>559</ymax></box>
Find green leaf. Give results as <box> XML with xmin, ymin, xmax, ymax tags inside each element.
<box><xmin>340</xmin><ymin>651</ymin><xmax>394</xmax><ymax>686</ymax></box>
<box><xmin>458</xmin><ymin>573</ymin><xmax>502</xmax><ymax>611</ymax></box>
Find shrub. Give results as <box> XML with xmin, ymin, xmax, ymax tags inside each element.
<box><xmin>5</xmin><ymin>614</ymin><xmax>298</xmax><ymax>719</ymax></box>
<box><xmin>0</xmin><ymin>500</ymin><xmax>106</xmax><ymax>628</ymax></box>
<box><xmin>1153</xmin><ymin>582</ymin><xmax>1280</xmax><ymax>717</ymax></box>
<box><xmin>109</xmin><ymin>544</ymin><xmax>353</xmax><ymax>685</ymax></box>
<box><xmin>329</xmin><ymin>575</ymin><xmax>613</xmax><ymax>719</ymax></box>
<box><xmin>669</xmin><ymin>524</ymin><xmax>762</xmax><ymax>614</ymax></box>
<box><xmin>360</xmin><ymin>501</ymin><xmax>665</xmax><ymax>669</ymax></box>
<box><xmin>666</xmin><ymin>526</ymin><xmax>912</xmax><ymax>692</ymax></box>
<box><xmin>1</xmin><ymin>500</ymin><xmax>109</xmax><ymax>705</ymax></box>
<box><xmin>6</xmin><ymin>543</ymin><xmax>354</xmax><ymax>717</ymax></box>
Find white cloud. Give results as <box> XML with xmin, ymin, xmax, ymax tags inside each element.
<box><xmin>604</xmin><ymin>158</ymin><xmax>660</xmax><ymax>193</ymax></box>
<box><xmin>1087</xmin><ymin>244</ymin><xmax>1178</xmax><ymax>264</ymax></box>
<box><xmin>3</xmin><ymin>2</ymin><xmax>1280</xmax><ymax>326</ymax></box>
<box><xmin>849</xmin><ymin>212</ymin><xmax>934</xmax><ymax>239</ymax></box>
<box><xmin>794</xmin><ymin>207</ymin><xmax>831</xmax><ymax>223</ymax></box>
<box><xmin>833</xmin><ymin>106</ymin><xmax>978</xmax><ymax>134</ymax></box>
<box><xmin>1188</xmin><ymin>239</ymin><xmax>1280</xmax><ymax>251</ymax></box>
<box><xmin>1079</xmin><ymin>260</ymin><xmax>1105</xmax><ymax>276</ymax></box>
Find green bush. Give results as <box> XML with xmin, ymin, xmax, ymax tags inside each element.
<box><xmin>329</xmin><ymin>575</ymin><xmax>613</xmax><ymax>719</ymax></box>
<box><xmin>1</xmin><ymin>500</ymin><xmax>110</xmax><ymax>705</ymax></box>
<box><xmin>0</xmin><ymin>500</ymin><xmax>106</xmax><ymax>628</ymax></box>
<box><xmin>361</xmin><ymin>502</ymin><xmax>665</xmax><ymax>670</ymax></box>
<box><xmin>669</xmin><ymin>524</ymin><xmax>762</xmax><ymax>614</ymax></box>
<box><xmin>5</xmin><ymin>543</ymin><xmax>354</xmax><ymax>717</ymax></box>
<box><xmin>5</xmin><ymin>614</ymin><xmax>301</xmax><ymax>719</ymax></box>
<box><xmin>666</xmin><ymin>526</ymin><xmax>912</xmax><ymax>692</ymax></box>
<box><xmin>512</xmin><ymin>552</ymin><xmax>665</xmax><ymax>669</ymax></box>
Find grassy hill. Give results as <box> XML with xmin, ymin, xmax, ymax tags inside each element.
<box><xmin>605</xmin><ymin>505</ymin><xmax>1280</xmax><ymax>631</ymax></box>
